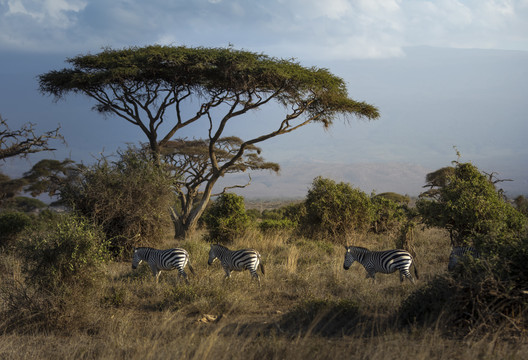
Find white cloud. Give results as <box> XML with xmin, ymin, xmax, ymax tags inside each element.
<box><xmin>5</xmin><ymin>0</ymin><xmax>86</xmax><ymax>25</ymax></box>
<box><xmin>0</xmin><ymin>0</ymin><xmax>527</xmax><ymax>57</ymax></box>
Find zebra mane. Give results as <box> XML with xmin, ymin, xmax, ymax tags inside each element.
<box><xmin>350</xmin><ymin>246</ymin><xmax>370</xmax><ymax>252</ymax></box>
<box><xmin>212</xmin><ymin>243</ymin><xmax>230</xmax><ymax>250</ymax></box>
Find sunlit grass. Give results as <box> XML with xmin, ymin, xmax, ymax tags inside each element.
<box><xmin>1</xmin><ymin>227</ymin><xmax>527</xmax><ymax>359</ymax></box>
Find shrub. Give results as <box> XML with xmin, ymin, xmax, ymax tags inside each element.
<box><xmin>417</xmin><ymin>162</ymin><xmax>526</xmax><ymax>248</ymax></box>
<box><xmin>301</xmin><ymin>177</ymin><xmax>372</xmax><ymax>240</ymax></box>
<box><xmin>407</xmin><ymin>161</ymin><xmax>528</xmax><ymax>334</ymax></box>
<box><xmin>202</xmin><ymin>193</ymin><xmax>250</xmax><ymax>243</ymax></box>
<box><xmin>370</xmin><ymin>195</ymin><xmax>408</xmax><ymax>234</ymax></box>
<box><xmin>0</xmin><ymin>214</ymin><xmax>110</xmax><ymax>333</ymax></box>
<box><xmin>20</xmin><ymin>214</ymin><xmax>110</xmax><ymax>291</ymax></box>
<box><xmin>400</xmin><ymin>245</ymin><xmax>528</xmax><ymax>335</ymax></box>
<box><xmin>60</xmin><ymin>147</ymin><xmax>175</xmax><ymax>256</ymax></box>
<box><xmin>258</xmin><ymin>219</ymin><xmax>297</xmax><ymax>234</ymax></box>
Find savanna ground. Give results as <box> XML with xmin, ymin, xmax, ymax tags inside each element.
<box><xmin>1</xmin><ymin>226</ymin><xmax>527</xmax><ymax>360</ymax></box>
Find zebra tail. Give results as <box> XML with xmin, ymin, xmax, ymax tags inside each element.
<box><xmin>413</xmin><ymin>262</ymin><xmax>419</xmax><ymax>280</ymax></box>
<box><xmin>260</xmin><ymin>263</ymin><xmax>265</xmax><ymax>275</ymax></box>
<box><xmin>188</xmin><ymin>261</ymin><xmax>196</xmax><ymax>275</ymax></box>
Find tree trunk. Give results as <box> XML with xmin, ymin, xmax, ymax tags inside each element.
<box><xmin>169</xmin><ymin>179</ymin><xmax>217</xmax><ymax>239</ymax></box>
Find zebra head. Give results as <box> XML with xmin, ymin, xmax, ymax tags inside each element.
<box><xmin>131</xmin><ymin>248</ymin><xmax>143</xmax><ymax>269</ymax></box>
<box><xmin>208</xmin><ymin>244</ymin><xmax>218</xmax><ymax>265</ymax></box>
<box><xmin>343</xmin><ymin>246</ymin><xmax>356</xmax><ymax>270</ymax></box>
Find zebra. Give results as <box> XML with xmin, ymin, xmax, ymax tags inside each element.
<box><xmin>343</xmin><ymin>246</ymin><xmax>418</xmax><ymax>284</ymax></box>
<box><xmin>448</xmin><ymin>246</ymin><xmax>480</xmax><ymax>271</ymax></box>
<box><xmin>207</xmin><ymin>244</ymin><xmax>265</xmax><ymax>284</ymax></box>
<box><xmin>132</xmin><ymin>247</ymin><xmax>195</xmax><ymax>283</ymax></box>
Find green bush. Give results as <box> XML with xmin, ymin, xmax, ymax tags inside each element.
<box><xmin>301</xmin><ymin>177</ymin><xmax>372</xmax><ymax>240</ymax></box>
<box><xmin>405</xmin><ymin>161</ymin><xmax>528</xmax><ymax>334</ymax></box>
<box><xmin>202</xmin><ymin>193</ymin><xmax>250</xmax><ymax>243</ymax></box>
<box><xmin>20</xmin><ymin>214</ymin><xmax>110</xmax><ymax>292</ymax></box>
<box><xmin>0</xmin><ymin>214</ymin><xmax>110</xmax><ymax>333</ymax></box>
<box><xmin>60</xmin><ymin>147</ymin><xmax>175</xmax><ymax>256</ymax></box>
<box><xmin>258</xmin><ymin>219</ymin><xmax>296</xmax><ymax>233</ymax></box>
<box><xmin>370</xmin><ymin>195</ymin><xmax>408</xmax><ymax>234</ymax></box>
<box><xmin>417</xmin><ymin>162</ymin><xmax>526</xmax><ymax>249</ymax></box>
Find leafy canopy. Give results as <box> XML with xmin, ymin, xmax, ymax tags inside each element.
<box><xmin>39</xmin><ymin>45</ymin><xmax>379</xmax><ymax>142</ymax></box>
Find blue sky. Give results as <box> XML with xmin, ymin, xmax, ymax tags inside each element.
<box><xmin>1</xmin><ymin>0</ymin><xmax>527</xmax><ymax>198</ymax></box>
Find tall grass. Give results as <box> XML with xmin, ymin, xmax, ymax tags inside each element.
<box><xmin>1</xmin><ymin>227</ymin><xmax>527</xmax><ymax>359</ymax></box>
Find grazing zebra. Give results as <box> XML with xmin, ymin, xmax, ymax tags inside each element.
<box><xmin>207</xmin><ymin>244</ymin><xmax>265</xmax><ymax>284</ymax></box>
<box><xmin>132</xmin><ymin>247</ymin><xmax>195</xmax><ymax>283</ymax></box>
<box><xmin>343</xmin><ymin>246</ymin><xmax>418</xmax><ymax>284</ymax></box>
<box><xmin>448</xmin><ymin>246</ymin><xmax>480</xmax><ymax>271</ymax></box>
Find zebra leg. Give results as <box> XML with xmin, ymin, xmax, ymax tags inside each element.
<box><xmin>366</xmin><ymin>272</ymin><xmax>376</xmax><ymax>283</ymax></box>
<box><xmin>248</xmin><ymin>269</ymin><xmax>261</xmax><ymax>287</ymax></box>
<box><xmin>365</xmin><ymin>267</ymin><xmax>376</xmax><ymax>282</ymax></box>
<box><xmin>149</xmin><ymin>263</ymin><xmax>161</xmax><ymax>283</ymax></box>
<box><xmin>223</xmin><ymin>268</ymin><xmax>231</xmax><ymax>279</ymax></box>
<box><xmin>400</xmin><ymin>270</ymin><xmax>415</xmax><ymax>284</ymax></box>
<box><xmin>179</xmin><ymin>269</ymin><xmax>189</xmax><ymax>284</ymax></box>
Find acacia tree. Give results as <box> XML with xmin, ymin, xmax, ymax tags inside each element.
<box><xmin>162</xmin><ymin>137</ymin><xmax>279</xmax><ymax>237</ymax></box>
<box><xmin>39</xmin><ymin>45</ymin><xmax>379</xmax><ymax>237</ymax></box>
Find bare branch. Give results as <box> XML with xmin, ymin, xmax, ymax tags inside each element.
<box><xmin>0</xmin><ymin>115</ymin><xmax>63</xmax><ymax>161</ymax></box>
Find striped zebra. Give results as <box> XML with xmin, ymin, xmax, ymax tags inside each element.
<box><xmin>343</xmin><ymin>246</ymin><xmax>418</xmax><ymax>284</ymax></box>
<box><xmin>132</xmin><ymin>247</ymin><xmax>195</xmax><ymax>283</ymax></box>
<box><xmin>448</xmin><ymin>246</ymin><xmax>480</xmax><ymax>271</ymax></box>
<box><xmin>207</xmin><ymin>244</ymin><xmax>265</xmax><ymax>284</ymax></box>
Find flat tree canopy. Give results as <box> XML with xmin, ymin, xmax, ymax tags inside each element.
<box><xmin>39</xmin><ymin>45</ymin><xmax>379</xmax><ymax>237</ymax></box>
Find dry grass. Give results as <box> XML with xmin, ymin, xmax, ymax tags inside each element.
<box><xmin>1</xmin><ymin>227</ymin><xmax>527</xmax><ymax>359</ymax></box>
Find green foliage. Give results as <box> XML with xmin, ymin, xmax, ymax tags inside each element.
<box><xmin>258</xmin><ymin>219</ymin><xmax>297</xmax><ymax>233</ymax></box>
<box><xmin>20</xmin><ymin>214</ymin><xmax>110</xmax><ymax>292</ymax></box>
<box><xmin>301</xmin><ymin>177</ymin><xmax>372</xmax><ymax>240</ymax></box>
<box><xmin>372</xmin><ymin>192</ymin><xmax>410</xmax><ymax>205</ymax></box>
<box><xmin>370</xmin><ymin>195</ymin><xmax>408</xmax><ymax>234</ymax></box>
<box><xmin>417</xmin><ymin>162</ymin><xmax>527</xmax><ymax>249</ymax></box>
<box><xmin>39</xmin><ymin>45</ymin><xmax>379</xmax><ymax>124</ymax></box>
<box><xmin>202</xmin><ymin>193</ymin><xmax>250</xmax><ymax>243</ymax></box>
<box><xmin>60</xmin><ymin>147</ymin><xmax>175</xmax><ymax>255</ymax></box>
<box><xmin>408</xmin><ymin>161</ymin><xmax>528</xmax><ymax>334</ymax></box>
<box><xmin>282</xmin><ymin>202</ymin><xmax>307</xmax><ymax>224</ymax></box>
<box><xmin>0</xmin><ymin>211</ymin><xmax>32</xmax><ymax>247</ymax></box>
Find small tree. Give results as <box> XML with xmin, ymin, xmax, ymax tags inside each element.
<box><xmin>417</xmin><ymin>162</ymin><xmax>527</xmax><ymax>252</ymax></box>
<box><xmin>202</xmin><ymin>193</ymin><xmax>250</xmax><ymax>243</ymax></box>
<box><xmin>301</xmin><ymin>176</ymin><xmax>372</xmax><ymax>241</ymax></box>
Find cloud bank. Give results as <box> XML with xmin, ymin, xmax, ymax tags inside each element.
<box><xmin>1</xmin><ymin>0</ymin><xmax>527</xmax><ymax>59</ymax></box>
